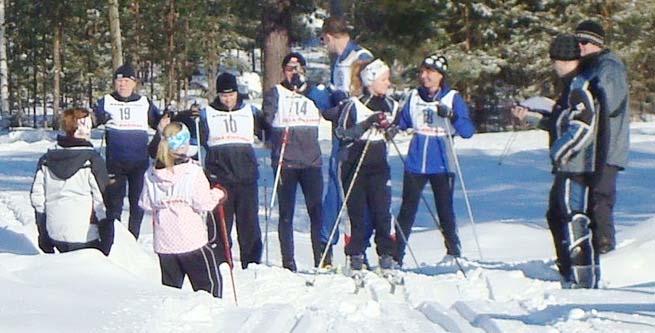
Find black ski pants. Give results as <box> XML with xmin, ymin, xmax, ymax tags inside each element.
<box><xmin>208</xmin><ymin>182</ymin><xmax>262</xmax><ymax>269</ymax></box>
<box><xmin>590</xmin><ymin>164</ymin><xmax>619</xmax><ymax>252</ymax></box>
<box><xmin>106</xmin><ymin>159</ymin><xmax>148</xmax><ymax>239</ymax></box>
<box><xmin>547</xmin><ymin>173</ymin><xmax>600</xmax><ymax>288</ymax></box>
<box><xmin>276</xmin><ymin>166</ymin><xmax>323</xmax><ymax>268</ymax></box>
<box><xmin>341</xmin><ymin>165</ymin><xmax>393</xmax><ymax>258</ymax></box>
<box><xmin>157</xmin><ymin>245</ymin><xmax>223</xmax><ymax>298</ymax></box>
<box><xmin>395</xmin><ymin>171</ymin><xmax>460</xmax><ymax>264</ymax></box>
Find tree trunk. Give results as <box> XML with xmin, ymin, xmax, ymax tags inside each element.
<box><xmin>53</xmin><ymin>24</ymin><xmax>62</xmax><ymax>123</ymax></box>
<box><xmin>165</xmin><ymin>0</ymin><xmax>177</xmax><ymax>104</ymax></box>
<box><xmin>108</xmin><ymin>0</ymin><xmax>123</xmax><ymax>71</ymax></box>
<box><xmin>262</xmin><ymin>0</ymin><xmax>291</xmax><ymax>91</ymax></box>
<box><xmin>207</xmin><ymin>40</ymin><xmax>217</xmax><ymax>102</ymax></box>
<box><xmin>0</xmin><ymin>0</ymin><xmax>9</xmax><ymax>116</ymax></box>
<box><xmin>330</xmin><ymin>0</ymin><xmax>343</xmax><ymax>17</ymax></box>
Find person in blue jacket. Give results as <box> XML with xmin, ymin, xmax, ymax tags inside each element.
<box><xmin>94</xmin><ymin>64</ymin><xmax>162</xmax><ymax>239</ymax></box>
<box><xmin>393</xmin><ymin>54</ymin><xmax>475</xmax><ymax>267</ymax></box>
<box><xmin>319</xmin><ymin>16</ymin><xmax>374</xmax><ymax>268</ymax></box>
<box><xmin>262</xmin><ymin>52</ymin><xmax>331</xmax><ymax>272</ymax></box>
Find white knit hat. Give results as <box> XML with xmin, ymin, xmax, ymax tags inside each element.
<box><xmin>360</xmin><ymin>59</ymin><xmax>390</xmax><ymax>87</ymax></box>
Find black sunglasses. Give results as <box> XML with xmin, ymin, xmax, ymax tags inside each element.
<box><xmin>578</xmin><ymin>40</ymin><xmax>590</xmax><ymax>45</ymax></box>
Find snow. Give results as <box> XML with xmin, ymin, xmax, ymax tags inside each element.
<box><xmin>1</xmin><ymin>122</ymin><xmax>654</xmax><ymax>332</ymax></box>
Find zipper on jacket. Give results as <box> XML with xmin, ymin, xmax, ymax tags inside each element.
<box><xmin>421</xmin><ymin>136</ymin><xmax>429</xmax><ymax>173</ymax></box>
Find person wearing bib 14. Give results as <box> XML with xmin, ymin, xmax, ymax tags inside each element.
<box><xmin>200</xmin><ymin>72</ymin><xmax>265</xmax><ymax>269</ymax></box>
<box><xmin>335</xmin><ymin>59</ymin><xmax>399</xmax><ymax>272</ymax></box>
<box><xmin>262</xmin><ymin>52</ymin><xmax>331</xmax><ymax>272</ymax></box>
<box><xmin>94</xmin><ymin>64</ymin><xmax>162</xmax><ymax>239</ymax></box>
<box><xmin>393</xmin><ymin>54</ymin><xmax>475</xmax><ymax>267</ymax></box>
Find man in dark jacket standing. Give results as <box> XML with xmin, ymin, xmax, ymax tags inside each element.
<box><xmin>200</xmin><ymin>72</ymin><xmax>265</xmax><ymax>269</ymax></box>
<box><xmin>262</xmin><ymin>52</ymin><xmax>330</xmax><ymax>271</ymax></box>
<box><xmin>575</xmin><ymin>20</ymin><xmax>630</xmax><ymax>254</ymax></box>
<box><xmin>94</xmin><ymin>64</ymin><xmax>162</xmax><ymax>239</ymax></box>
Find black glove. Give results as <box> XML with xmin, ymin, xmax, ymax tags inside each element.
<box><xmin>98</xmin><ymin>218</ymin><xmax>114</xmax><ymax>256</ymax></box>
<box><xmin>35</xmin><ymin>212</ymin><xmax>55</xmax><ymax>254</ymax></box>
<box><xmin>384</xmin><ymin>125</ymin><xmax>400</xmax><ymax>141</ymax></box>
<box><xmin>437</xmin><ymin>103</ymin><xmax>455</xmax><ymax>119</ymax></box>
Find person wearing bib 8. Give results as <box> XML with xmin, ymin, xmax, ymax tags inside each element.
<box><xmin>199</xmin><ymin>72</ymin><xmax>265</xmax><ymax>269</ymax></box>
<box><xmin>393</xmin><ymin>54</ymin><xmax>475</xmax><ymax>267</ymax></box>
<box><xmin>94</xmin><ymin>64</ymin><xmax>162</xmax><ymax>239</ymax></box>
<box><xmin>262</xmin><ymin>52</ymin><xmax>331</xmax><ymax>272</ymax></box>
<box><xmin>335</xmin><ymin>59</ymin><xmax>399</xmax><ymax>272</ymax></box>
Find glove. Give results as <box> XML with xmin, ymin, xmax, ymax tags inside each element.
<box><xmin>97</xmin><ymin>218</ymin><xmax>114</xmax><ymax>256</ymax></box>
<box><xmin>213</xmin><ymin>183</ymin><xmax>229</xmax><ymax>205</ymax></box>
<box><xmin>384</xmin><ymin>125</ymin><xmax>400</xmax><ymax>141</ymax></box>
<box><xmin>364</xmin><ymin>112</ymin><xmax>390</xmax><ymax>130</ymax></box>
<box><xmin>35</xmin><ymin>212</ymin><xmax>55</xmax><ymax>254</ymax></box>
<box><xmin>437</xmin><ymin>103</ymin><xmax>455</xmax><ymax>119</ymax></box>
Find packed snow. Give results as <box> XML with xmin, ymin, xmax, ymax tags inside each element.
<box><xmin>1</xmin><ymin>122</ymin><xmax>654</xmax><ymax>332</ymax></box>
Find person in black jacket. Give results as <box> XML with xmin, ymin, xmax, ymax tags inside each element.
<box><xmin>335</xmin><ymin>59</ymin><xmax>399</xmax><ymax>273</ymax></box>
<box><xmin>199</xmin><ymin>72</ymin><xmax>265</xmax><ymax>269</ymax></box>
<box><xmin>31</xmin><ymin>107</ymin><xmax>113</xmax><ymax>255</ymax></box>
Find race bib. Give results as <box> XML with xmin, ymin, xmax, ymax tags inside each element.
<box><xmin>104</xmin><ymin>95</ymin><xmax>150</xmax><ymax>131</ymax></box>
<box><xmin>271</xmin><ymin>85</ymin><xmax>320</xmax><ymax>128</ymax></box>
<box><xmin>205</xmin><ymin>105</ymin><xmax>255</xmax><ymax>146</ymax></box>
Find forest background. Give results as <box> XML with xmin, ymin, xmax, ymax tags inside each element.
<box><xmin>0</xmin><ymin>0</ymin><xmax>653</xmax><ymax>130</ymax></box>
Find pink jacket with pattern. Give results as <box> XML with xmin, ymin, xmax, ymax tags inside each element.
<box><xmin>139</xmin><ymin>160</ymin><xmax>225</xmax><ymax>254</ymax></box>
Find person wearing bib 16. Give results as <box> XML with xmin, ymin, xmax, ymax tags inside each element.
<box><xmin>262</xmin><ymin>52</ymin><xmax>330</xmax><ymax>272</ymax></box>
<box><xmin>394</xmin><ymin>54</ymin><xmax>475</xmax><ymax>267</ymax></box>
<box><xmin>335</xmin><ymin>59</ymin><xmax>399</xmax><ymax>272</ymax></box>
<box><xmin>94</xmin><ymin>64</ymin><xmax>162</xmax><ymax>239</ymax></box>
<box><xmin>200</xmin><ymin>72</ymin><xmax>265</xmax><ymax>269</ymax></box>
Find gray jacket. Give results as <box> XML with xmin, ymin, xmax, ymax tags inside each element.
<box><xmin>584</xmin><ymin>49</ymin><xmax>630</xmax><ymax>170</ymax></box>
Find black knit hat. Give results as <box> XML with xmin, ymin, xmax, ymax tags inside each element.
<box><xmin>114</xmin><ymin>64</ymin><xmax>136</xmax><ymax>81</ymax></box>
<box><xmin>549</xmin><ymin>34</ymin><xmax>581</xmax><ymax>61</ymax></box>
<box><xmin>282</xmin><ymin>52</ymin><xmax>306</xmax><ymax>68</ymax></box>
<box><xmin>216</xmin><ymin>72</ymin><xmax>238</xmax><ymax>94</ymax></box>
<box><xmin>575</xmin><ymin>20</ymin><xmax>605</xmax><ymax>47</ymax></box>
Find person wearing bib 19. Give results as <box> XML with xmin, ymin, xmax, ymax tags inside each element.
<box><xmin>262</xmin><ymin>52</ymin><xmax>331</xmax><ymax>272</ymax></box>
<box><xmin>393</xmin><ymin>54</ymin><xmax>475</xmax><ymax>267</ymax></box>
<box><xmin>335</xmin><ymin>59</ymin><xmax>398</xmax><ymax>272</ymax></box>
<box><xmin>200</xmin><ymin>72</ymin><xmax>265</xmax><ymax>269</ymax></box>
<box><xmin>319</xmin><ymin>17</ymin><xmax>375</xmax><ymax>267</ymax></box>
<box><xmin>94</xmin><ymin>64</ymin><xmax>162</xmax><ymax>239</ymax></box>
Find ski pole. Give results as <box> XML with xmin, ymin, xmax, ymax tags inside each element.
<box><xmin>307</xmin><ymin>131</ymin><xmax>374</xmax><ymax>287</ymax></box>
<box><xmin>388</xmin><ymin>136</ymin><xmax>466</xmax><ymax>277</ymax></box>
<box><xmin>443</xmin><ymin>120</ymin><xmax>483</xmax><ymax>260</ymax></box>
<box><xmin>266</xmin><ymin>127</ymin><xmax>290</xmax><ymax>266</ymax></box>
<box><xmin>391</xmin><ymin>215</ymin><xmax>419</xmax><ymax>270</ymax></box>
<box><xmin>194</xmin><ymin>116</ymin><xmax>203</xmax><ymax>165</ymax></box>
<box><xmin>212</xmin><ymin>205</ymin><xmax>238</xmax><ymax>306</ymax></box>
<box><xmin>497</xmin><ymin>130</ymin><xmax>518</xmax><ymax>165</ymax></box>
<box><xmin>261</xmin><ymin>130</ymin><xmax>270</xmax><ymax>266</ymax></box>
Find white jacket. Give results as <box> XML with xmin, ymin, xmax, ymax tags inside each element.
<box><xmin>30</xmin><ymin>136</ymin><xmax>109</xmax><ymax>243</ymax></box>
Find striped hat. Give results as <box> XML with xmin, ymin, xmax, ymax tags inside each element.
<box><xmin>575</xmin><ymin>20</ymin><xmax>605</xmax><ymax>47</ymax></box>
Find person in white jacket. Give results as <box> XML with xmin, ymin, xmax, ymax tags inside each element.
<box><xmin>31</xmin><ymin>107</ymin><xmax>113</xmax><ymax>255</ymax></box>
<box><xmin>139</xmin><ymin>122</ymin><xmax>227</xmax><ymax>298</ymax></box>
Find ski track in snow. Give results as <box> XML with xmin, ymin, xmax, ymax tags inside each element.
<box><xmin>1</xmin><ymin>125</ymin><xmax>654</xmax><ymax>332</ymax></box>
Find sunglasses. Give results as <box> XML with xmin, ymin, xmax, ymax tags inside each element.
<box><xmin>284</xmin><ymin>65</ymin><xmax>300</xmax><ymax>72</ymax></box>
<box><xmin>578</xmin><ymin>40</ymin><xmax>590</xmax><ymax>45</ymax></box>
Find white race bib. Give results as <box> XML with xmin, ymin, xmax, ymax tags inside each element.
<box><xmin>103</xmin><ymin>94</ymin><xmax>150</xmax><ymax>131</ymax></box>
<box><xmin>408</xmin><ymin>89</ymin><xmax>456</xmax><ymax>137</ymax></box>
<box><xmin>350</xmin><ymin>97</ymin><xmax>398</xmax><ymax>142</ymax></box>
<box><xmin>271</xmin><ymin>85</ymin><xmax>320</xmax><ymax>128</ymax></box>
<box><xmin>205</xmin><ymin>105</ymin><xmax>255</xmax><ymax>146</ymax></box>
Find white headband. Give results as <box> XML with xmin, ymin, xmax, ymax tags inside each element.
<box><xmin>360</xmin><ymin>59</ymin><xmax>390</xmax><ymax>87</ymax></box>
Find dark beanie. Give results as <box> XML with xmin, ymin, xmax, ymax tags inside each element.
<box><xmin>282</xmin><ymin>52</ymin><xmax>306</xmax><ymax>68</ymax></box>
<box><xmin>216</xmin><ymin>73</ymin><xmax>238</xmax><ymax>94</ymax></box>
<box><xmin>114</xmin><ymin>64</ymin><xmax>136</xmax><ymax>81</ymax></box>
<box><xmin>575</xmin><ymin>20</ymin><xmax>605</xmax><ymax>47</ymax></box>
<box><xmin>549</xmin><ymin>34</ymin><xmax>581</xmax><ymax>61</ymax></box>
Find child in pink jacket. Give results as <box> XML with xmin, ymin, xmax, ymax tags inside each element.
<box><xmin>139</xmin><ymin>122</ymin><xmax>227</xmax><ymax>298</ymax></box>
